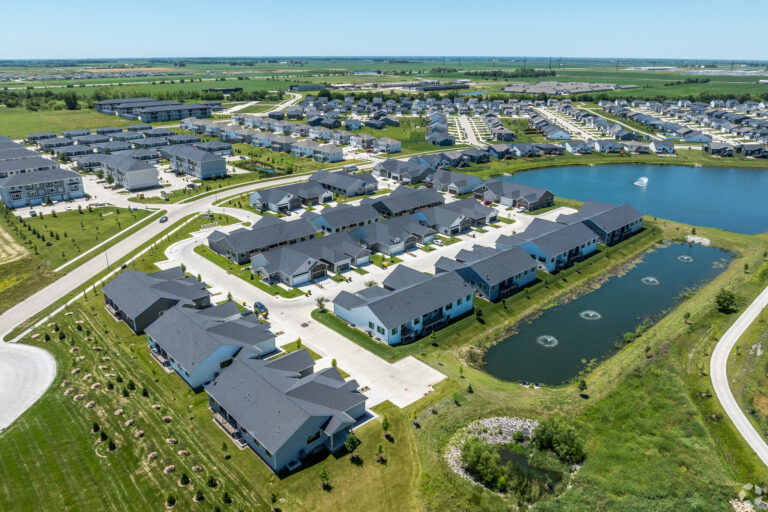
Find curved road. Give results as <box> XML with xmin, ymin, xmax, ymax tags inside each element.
<box><xmin>0</xmin><ymin>173</ymin><xmax>315</xmax><ymax>430</ymax></box>
<box><xmin>710</xmin><ymin>284</ymin><xmax>768</xmax><ymax>467</ymax></box>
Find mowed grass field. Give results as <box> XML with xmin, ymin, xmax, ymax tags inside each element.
<box><xmin>0</xmin><ymin>295</ymin><xmax>422</xmax><ymax>512</ymax></box>
<box><xmin>0</xmin><ymin>206</ymin><xmax>152</xmax><ymax>314</ymax></box>
<box><xmin>0</xmin><ymin>108</ymin><xmax>139</xmax><ymax>139</ymax></box>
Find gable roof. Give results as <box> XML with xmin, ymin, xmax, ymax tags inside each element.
<box><xmin>205</xmin><ymin>350</ymin><xmax>365</xmax><ymax>453</ymax></box>
<box><xmin>102</xmin><ymin>267</ymin><xmax>209</xmax><ymax>318</ymax></box>
<box><xmin>146</xmin><ymin>302</ymin><xmax>275</xmax><ymax>370</ymax></box>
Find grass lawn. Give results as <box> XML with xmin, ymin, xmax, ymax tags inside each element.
<box><xmin>126</xmin><ymin>213</ymin><xmax>242</xmax><ymax>275</ymax></box>
<box><xmin>0</xmin><ymin>295</ymin><xmax>420</xmax><ymax>511</ymax></box>
<box><xmin>496</xmin><ymin>216</ymin><xmax>515</xmax><ymax>224</ymax></box>
<box><xmin>523</xmin><ymin>198</ymin><xmax>584</xmax><ymax>215</ymax></box>
<box><xmin>370</xmin><ymin>253</ymin><xmax>403</xmax><ymax>269</ymax></box>
<box><xmin>275</xmin><ymin>339</ymin><xmax>322</xmax><ymax>361</ymax></box>
<box><xmin>435</xmin><ymin>234</ymin><xmax>460</xmax><ymax>245</ymax></box>
<box><xmin>356</xmin><ymin>117</ymin><xmax>458</xmax><ymax>154</ymax></box>
<box><xmin>193</xmin><ymin>245</ymin><xmax>305</xmax><ymax>299</ymax></box>
<box><xmin>0</xmin><ymin>206</ymin><xmax>152</xmax><ymax>314</ymax></box>
<box><xmin>0</xmin><ymin>108</ymin><xmax>140</xmax><ymax>139</ymax></box>
<box><xmin>335</xmin><ymin>188</ymin><xmax>392</xmax><ymax>204</ymax></box>
<box><xmin>419</xmin><ymin>245</ymin><xmax>436</xmax><ymax>252</ymax></box>
<box><xmin>353</xmin><ymin>267</ymin><xmax>369</xmax><ymax>275</ymax></box>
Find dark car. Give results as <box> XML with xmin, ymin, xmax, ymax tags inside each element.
<box><xmin>159</xmin><ymin>216</ymin><xmax>168</xmax><ymax>223</ymax></box>
<box><xmin>254</xmin><ymin>302</ymin><xmax>268</xmax><ymax>317</ymax></box>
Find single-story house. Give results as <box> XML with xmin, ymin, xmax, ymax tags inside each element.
<box><xmin>146</xmin><ymin>302</ymin><xmax>276</xmax><ymax>389</ymax></box>
<box><xmin>434</xmin><ymin>245</ymin><xmax>538</xmax><ymax>301</ymax></box>
<box><xmin>333</xmin><ymin>268</ymin><xmax>473</xmax><ymax>345</ymax></box>
<box><xmin>208</xmin><ymin>216</ymin><xmax>317</xmax><ymax>264</ymax></box>
<box><xmin>102</xmin><ymin>267</ymin><xmax>210</xmax><ymax>333</ymax></box>
<box><xmin>205</xmin><ymin>349</ymin><xmax>366</xmax><ymax>473</ymax></box>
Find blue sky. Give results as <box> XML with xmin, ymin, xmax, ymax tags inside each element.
<box><xmin>3</xmin><ymin>0</ymin><xmax>767</xmax><ymax>60</ymax></box>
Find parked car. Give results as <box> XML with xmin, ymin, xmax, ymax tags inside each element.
<box><xmin>29</xmin><ymin>210</ymin><xmax>37</xmax><ymax>217</ymax></box>
<box><xmin>483</xmin><ymin>200</ymin><xmax>492</xmax><ymax>205</ymax></box>
<box><xmin>159</xmin><ymin>216</ymin><xmax>168</xmax><ymax>223</ymax></box>
<box><xmin>434</xmin><ymin>239</ymin><xmax>444</xmax><ymax>247</ymax></box>
<box><xmin>254</xmin><ymin>302</ymin><xmax>268</xmax><ymax>318</ymax></box>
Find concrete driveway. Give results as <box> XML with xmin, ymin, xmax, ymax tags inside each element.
<box><xmin>163</xmin><ymin>233</ymin><xmax>446</xmax><ymax>407</ymax></box>
<box><xmin>159</xmin><ymin>206</ymin><xmax>575</xmax><ymax>407</ymax></box>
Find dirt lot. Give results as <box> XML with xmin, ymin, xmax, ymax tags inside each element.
<box><xmin>0</xmin><ymin>226</ymin><xmax>28</xmax><ymax>264</ymax></box>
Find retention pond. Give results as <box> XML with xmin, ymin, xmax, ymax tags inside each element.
<box><xmin>482</xmin><ymin>243</ymin><xmax>731</xmax><ymax>385</ymax></box>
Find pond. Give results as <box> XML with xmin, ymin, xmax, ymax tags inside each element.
<box><xmin>501</xmin><ymin>164</ymin><xmax>768</xmax><ymax>234</ymax></box>
<box><xmin>482</xmin><ymin>243</ymin><xmax>731</xmax><ymax>385</ymax></box>
<box><xmin>496</xmin><ymin>446</ymin><xmax>563</xmax><ymax>489</ymax></box>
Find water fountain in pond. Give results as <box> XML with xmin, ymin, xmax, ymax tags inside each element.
<box><xmin>634</xmin><ymin>176</ymin><xmax>648</xmax><ymax>187</ymax></box>
<box><xmin>579</xmin><ymin>310</ymin><xmax>602</xmax><ymax>321</ymax></box>
<box><xmin>536</xmin><ymin>335</ymin><xmax>559</xmax><ymax>348</ymax></box>
<box><xmin>641</xmin><ymin>276</ymin><xmax>660</xmax><ymax>286</ymax></box>
<box><xmin>677</xmin><ymin>255</ymin><xmax>694</xmax><ymax>263</ymax></box>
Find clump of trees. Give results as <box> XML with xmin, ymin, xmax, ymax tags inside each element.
<box><xmin>532</xmin><ymin>417</ymin><xmax>585</xmax><ymax>465</ymax></box>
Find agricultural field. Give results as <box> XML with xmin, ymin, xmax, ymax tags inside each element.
<box><xmin>0</xmin><ymin>108</ymin><xmax>140</xmax><ymax>139</ymax></box>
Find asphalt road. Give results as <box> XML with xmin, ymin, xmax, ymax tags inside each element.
<box><xmin>710</xmin><ymin>284</ymin><xmax>768</xmax><ymax>467</ymax></box>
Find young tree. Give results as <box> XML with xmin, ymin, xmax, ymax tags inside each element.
<box><xmin>319</xmin><ymin>465</ymin><xmax>329</xmax><ymax>489</ymax></box>
<box><xmin>105</xmin><ymin>174</ymin><xmax>114</xmax><ymax>185</ymax></box>
<box><xmin>376</xmin><ymin>444</ymin><xmax>384</xmax><ymax>463</ymax></box>
<box><xmin>381</xmin><ymin>416</ymin><xmax>390</xmax><ymax>435</ymax></box>
<box><xmin>92</xmin><ymin>422</ymin><xmax>100</xmax><ymax>433</ymax></box>
<box><xmin>99</xmin><ymin>430</ymin><xmax>107</xmax><ymax>442</ymax></box>
<box><xmin>166</xmin><ymin>494</ymin><xmax>176</xmax><ymax>507</ymax></box>
<box><xmin>315</xmin><ymin>296</ymin><xmax>326</xmax><ymax>311</ymax></box>
<box><xmin>207</xmin><ymin>476</ymin><xmax>218</xmax><ymax>488</ymax></box>
<box><xmin>344</xmin><ymin>433</ymin><xmax>360</xmax><ymax>461</ymax></box>
<box><xmin>222</xmin><ymin>491</ymin><xmax>232</xmax><ymax>504</ymax></box>
<box><xmin>578</xmin><ymin>379</ymin><xmax>588</xmax><ymax>395</ymax></box>
<box><xmin>195</xmin><ymin>490</ymin><xmax>205</xmax><ymax>502</ymax></box>
<box><xmin>331</xmin><ymin>358</ymin><xmax>337</xmax><ymax>368</ymax></box>
<box><xmin>683</xmin><ymin>312</ymin><xmax>691</xmax><ymax>324</ymax></box>
<box><xmin>107</xmin><ymin>440</ymin><xmax>116</xmax><ymax>451</ymax></box>
<box><xmin>180</xmin><ymin>472</ymin><xmax>190</xmax><ymax>485</ymax></box>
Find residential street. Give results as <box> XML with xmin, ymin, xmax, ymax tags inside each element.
<box><xmin>710</xmin><ymin>284</ymin><xmax>768</xmax><ymax>467</ymax></box>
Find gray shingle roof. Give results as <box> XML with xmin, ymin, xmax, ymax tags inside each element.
<box><xmin>207</xmin><ymin>218</ymin><xmax>316</xmax><ymax>254</ymax></box>
<box><xmin>204</xmin><ymin>350</ymin><xmax>365</xmax><ymax>453</ymax></box>
<box><xmin>334</xmin><ymin>269</ymin><xmax>471</xmax><ymax>329</ymax></box>
<box><xmin>556</xmin><ymin>201</ymin><xmax>642</xmax><ymax>233</ymax></box>
<box><xmin>146</xmin><ymin>302</ymin><xmax>275</xmax><ymax>370</ymax></box>
<box><xmin>102</xmin><ymin>268</ymin><xmax>209</xmax><ymax>318</ymax></box>
<box><xmin>0</xmin><ymin>167</ymin><xmax>80</xmax><ymax>187</ymax></box>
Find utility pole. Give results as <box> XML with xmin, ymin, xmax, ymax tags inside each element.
<box><xmin>616</xmin><ymin>59</ymin><xmax>619</xmax><ymax>71</ymax></box>
<box><xmin>549</xmin><ymin>56</ymin><xmax>552</xmax><ymax>70</ymax></box>
<box><xmin>523</xmin><ymin>56</ymin><xmax>527</xmax><ymax>70</ymax></box>
<box><xmin>730</xmin><ymin>60</ymin><xmax>735</xmax><ymax>72</ymax></box>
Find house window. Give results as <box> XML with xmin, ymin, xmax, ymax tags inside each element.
<box><xmin>368</xmin><ymin>321</ymin><xmax>374</xmax><ymax>330</ymax></box>
<box><xmin>414</xmin><ymin>317</ymin><xmax>420</xmax><ymax>324</ymax></box>
<box><xmin>445</xmin><ymin>302</ymin><xmax>453</xmax><ymax>310</ymax></box>
<box><xmin>265</xmin><ymin>448</ymin><xmax>272</xmax><ymax>457</ymax></box>
<box><xmin>306</xmin><ymin>431</ymin><xmax>321</xmax><ymax>444</ymax></box>
<box><xmin>391</xmin><ymin>327</ymin><xmax>398</xmax><ymax>335</ymax></box>
<box><xmin>377</xmin><ymin>326</ymin><xmax>384</xmax><ymax>335</ymax></box>
<box><xmin>457</xmin><ymin>298</ymin><xmax>462</xmax><ymax>305</ymax></box>
<box><xmin>466</xmin><ymin>295</ymin><xmax>471</xmax><ymax>302</ymax></box>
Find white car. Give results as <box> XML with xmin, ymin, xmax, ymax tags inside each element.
<box><xmin>433</xmin><ymin>239</ymin><xmax>444</xmax><ymax>247</ymax></box>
